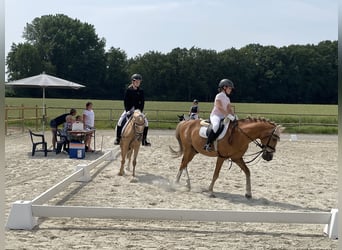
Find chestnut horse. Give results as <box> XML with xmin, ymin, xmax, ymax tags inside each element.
<box><xmin>170</xmin><ymin>117</ymin><xmax>285</xmax><ymax>198</ymax></box>
<box><xmin>118</xmin><ymin>109</ymin><xmax>145</xmax><ymax>178</ymax></box>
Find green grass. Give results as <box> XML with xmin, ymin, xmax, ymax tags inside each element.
<box><xmin>5</xmin><ymin>98</ymin><xmax>338</xmax><ymax>134</ymax></box>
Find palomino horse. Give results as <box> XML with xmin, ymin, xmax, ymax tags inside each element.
<box><xmin>118</xmin><ymin>109</ymin><xmax>145</xmax><ymax>178</ymax></box>
<box><xmin>170</xmin><ymin>117</ymin><xmax>285</xmax><ymax>198</ymax></box>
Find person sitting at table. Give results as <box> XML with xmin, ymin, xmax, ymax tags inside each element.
<box><xmin>72</xmin><ymin>115</ymin><xmax>84</xmax><ymax>131</ymax></box>
<box><xmin>75</xmin><ymin>115</ymin><xmax>83</xmax><ymax>122</ymax></box>
<box><xmin>56</xmin><ymin>115</ymin><xmax>75</xmax><ymax>154</ymax></box>
<box><xmin>61</xmin><ymin>115</ymin><xmax>74</xmax><ymax>139</ymax></box>
<box><xmin>83</xmin><ymin>101</ymin><xmax>95</xmax><ymax>152</ymax></box>
<box><xmin>49</xmin><ymin>108</ymin><xmax>76</xmax><ymax>151</ymax></box>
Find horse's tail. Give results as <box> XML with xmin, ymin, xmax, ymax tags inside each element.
<box><xmin>169</xmin><ymin>122</ymin><xmax>184</xmax><ymax>158</ymax></box>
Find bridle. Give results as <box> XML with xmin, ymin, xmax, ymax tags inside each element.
<box><xmin>261</xmin><ymin>127</ymin><xmax>280</xmax><ymax>153</ymax></box>
<box><xmin>236</xmin><ymin>125</ymin><xmax>279</xmax><ymax>163</ymax></box>
<box><xmin>132</xmin><ymin>113</ymin><xmax>145</xmax><ymax>141</ymax></box>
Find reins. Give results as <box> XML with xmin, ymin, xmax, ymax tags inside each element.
<box><xmin>132</xmin><ymin>114</ymin><xmax>145</xmax><ymax>141</ymax></box>
<box><xmin>236</xmin><ymin>126</ymin><xmax>264</xmax><ymax>149</ymax></box>
<box><xmin>231</xmin><ymin>124</ymin><xmax>278</xmax><ymax>164</ymax></box>
<box><xmin>220</xmin><ymin>124</ymin><xmax>264</xmax><ymax>167</ymax></box>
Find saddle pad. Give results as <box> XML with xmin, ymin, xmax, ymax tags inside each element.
<box><xmin>121</xmin><ymin>116</ymin><xmax>132</xmax><ymax>135</ymax></box>
<box><xmin>199</xmin><ymin>120</ymin><xmax>230</xmax><ymax>140</ymax></box>
<box><xmin>72</xmin><ymin>122</ymin><xmax>84</xmax><ymax>131</ymax></box>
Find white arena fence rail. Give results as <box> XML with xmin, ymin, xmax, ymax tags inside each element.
<box><xmin>5</xmin><ymin>148</ymin><xmax>338</xmax><ymax>239</ymax></box>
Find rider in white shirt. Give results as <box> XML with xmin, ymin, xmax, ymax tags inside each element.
<box><xmin>204</xmin><ymin>79</ymin><xmax>236</xmax><ymax>151</ymax></box>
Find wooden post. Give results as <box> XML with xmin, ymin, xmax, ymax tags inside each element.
<box><xmin>5</xmin><ymin>105</ymin><xmax>7</xmax><ymax>135</ymax></box>
<box><xmin>35</xmin><ymin>105</ymin><xmax>38</xmax><ymax>131</ymax></box>
<box><xmin>156</xmin><ymin>110</ymin><xmax>159</xmax><ymax>128</ymax></box>
<box><xmin>21</xmin><ymin>104</ymin><xmax>24</xmax><ymax>133</ymax></box>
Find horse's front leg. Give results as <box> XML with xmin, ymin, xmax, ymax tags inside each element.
<box><xmin>126</xmin><ymin>148</ymin><xmax>133</xmax><ymax>172</ymax></box>
<box><xmin>131</xmin><ymin>145</ymin><xmax>140</xmax><ymax>178</ymax></box>
<box><xmin>233</xmin><ymin>158</ymin><xmax>251</xmax><ymax>199</ymax></box>
<box><xmin>118</xmin><ymin>145</ymin><xmax>127</xmax><ymax>176</ymax></box>
<box><xmin>208</xmin><ymin>157</ymin><xmax>225</xmax><ymax>197</ymax></box>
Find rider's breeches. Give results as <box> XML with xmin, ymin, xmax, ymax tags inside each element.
<box><xmin>117</xmin><ymin>111</ymin><xmax>149</xmax><ymax>127</ymax></box>
<box><xmin>210</xmin><ymin>114</ymin><xmax>222</xmax><ymax>133</ymax></box>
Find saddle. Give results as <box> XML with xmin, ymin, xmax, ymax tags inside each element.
<box><xmin>199</xmin><ymin>117</ymin><xmax>230</xmax><ymax>140</ymax></box>
<box><xmin>120</xmin><ymin>114</ymin><xmax>133</xmax><ymax>135</ymax></box>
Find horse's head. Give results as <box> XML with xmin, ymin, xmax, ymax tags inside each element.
<box><xmin>132</xmin><ymin>109</ymin><xmax>145</xmax><ymax>134</ymax></box>
<box><xmin>177</xmin><ymin>114</ymin><xmax>185</xmax><ymax>121</ymax></box>
<box><xmin>260</xmin><ymin>124</ymin><xmax>285</xmax><ymax>161</ymax></box>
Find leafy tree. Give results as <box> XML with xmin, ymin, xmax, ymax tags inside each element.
<box><xmin>7</xmin><ymin>42</ymin><xmax>43</xmax><ymax>81</ymax></box>
<box><xmin>6</xmin><ymin>42</ymin><xmax>46</xmax><ymax>97</ymax></box>
<box><xmin>7</xmin><ymin>14</ymin><xmax>107</xmax><ymax>98</ymax></box>
<box><xmin>104</xmin><ymin>47</ymin><xmax>129</xmax><ymax>100</ymax></box>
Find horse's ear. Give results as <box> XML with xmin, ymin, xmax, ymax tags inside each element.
<box><xmin>277</xmin><ymin>125</ymin><xmax>286</xmax><ymax>133</ymax></box>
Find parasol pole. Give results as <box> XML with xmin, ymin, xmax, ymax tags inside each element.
<box><xmin>42</xmin><ymin>87</ymin><xmax>45</xmax><ymax>134</ymax></box>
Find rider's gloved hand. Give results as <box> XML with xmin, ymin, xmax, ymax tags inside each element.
<box><xmin>126</xmin><ymin>110</ymin><xmax>133</xmax><ymax>118</ymax></box>
<box><xmin>227</xmin><ymin>114</ymin><xmax>236</xmax><ymax>121</ymax></box>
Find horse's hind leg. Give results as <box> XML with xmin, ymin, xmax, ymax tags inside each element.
<box><xmin>208</xmin><ymin>157</ymin><xmax>225</xmax><ymax>197</ymax></box>
<box><xmin>233</xmin><ymin>158</ymin><xmax>252</xmax><ymax>199</ymax></box>
<box><xmin>176</xmin><ymin>149</ymin><xmax>196</xmax><ymax>190</ymax></box>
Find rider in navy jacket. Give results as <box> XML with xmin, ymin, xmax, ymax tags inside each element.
<box><xmin>114</xmin><ymin>73</ymin><xmax>151</xmax><ymax>146</ymax></box>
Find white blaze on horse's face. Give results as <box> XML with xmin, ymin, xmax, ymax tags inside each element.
<box><xmin>261</xmin><ymin>125</ymin><xmax>283</xmax><ymax>161</ymax></box>
<box><xmin>133</xmin><ymin>110</ymin><xmax>145</xmax><ymax>134</ymax></box>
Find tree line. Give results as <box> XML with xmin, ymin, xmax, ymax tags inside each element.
<box><xmin>6</xmin><ymin>14</ymin><xmax>337</xmax><ymax>104</ymax></box>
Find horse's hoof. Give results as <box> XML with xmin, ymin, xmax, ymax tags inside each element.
<box><xmin>130</xmin><ymin>177</ymin><xmax>138</xmax><ymax>183</ymax></box>
<box><xmin>245</xmin><ymin>194</ymin><xmax>252</xmax><ymax>199</ymax></box>
<box><xmin>186</xmin><ymin>181</ymin><xmax>191</xmax><ymax>191</ymax></box>
<box><xmin>118</xmin><ymin>172</ymin><xmax>124</xmax><ymax>176</ymax></box>
<box><xmin>209</xmin><ymin>193</ymin><xmax>216</xmax><ymax>198</ymax></box>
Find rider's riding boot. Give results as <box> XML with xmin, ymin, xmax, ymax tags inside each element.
<box><xmin>142</xmin><ymin>127</ymin><xmax>151</xmax><ymax>146</ymax></box>
<box><xmin>114</xmin><ymin>125</ymin><xmax>122</xmax><ymax>145</ymax></box>
<box><xmin>203</xmin><ymin>130</ymin><xmax>216</xmax><ymax>151</ymax></box>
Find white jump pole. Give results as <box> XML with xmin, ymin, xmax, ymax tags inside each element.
<box><xmin>6</xmin><ymin>149</ymin><xmax>118</xmax><ymax>230</ymax></box>
<box><xmin>31</xmin><ymin>205</ymin><xmax>331</xmax><ymax>224</ymax></box>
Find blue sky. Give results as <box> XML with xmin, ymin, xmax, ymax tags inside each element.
<box><xmin>5</xmin><ymin>0</ymin><xmax>337</xmax><ymax>59</ymax></box>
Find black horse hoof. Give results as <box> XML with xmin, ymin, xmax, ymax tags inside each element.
<box><xmin>209</xmin><ymin>193</ymin><xmax>216</xmax><ymax>198</ymax></box>
<box><xmin>245</xmin><ymin>194</ymin><xmax>252</xmax><ymax>199</ymax></box>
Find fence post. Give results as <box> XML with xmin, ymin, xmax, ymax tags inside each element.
<box><xmin>35</xmin><ymin>105</ymin><xmax>38</xmax><ymax>131</ymax></box>
<box><xmin>5</xmin><ymin>105</ymin><xmax>7</xmax><ymax>135</ymax></box>
<box><xmin>21</xmin><ymin>104</ymin><xmax>24</xmax><ymax>133</ymax></box>
<box><xmin>155</xmin><ymin>110</ymin><xmax>159</xmax><ymax>128</ymax></box>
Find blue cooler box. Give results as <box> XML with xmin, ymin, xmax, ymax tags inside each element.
<box><xmin>69</xmin><ymin>143</ymin><xmax>85</xmax><ymax>159</ymax></box>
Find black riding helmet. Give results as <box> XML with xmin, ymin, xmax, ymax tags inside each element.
<box><xmin>218</xmin><ymin>79</ymin><xmax>234</xmax><ymax>89</ymax></box>
<box><xmin>131</xmin><ymin>73</ymin><xmax>142</xmax><ymax>81</ymax></box>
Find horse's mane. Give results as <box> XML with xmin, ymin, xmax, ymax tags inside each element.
<box><xmin>242</xmin><ymin>116</ymin><xmax>277</xmax><ymax>126</ymax></box>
